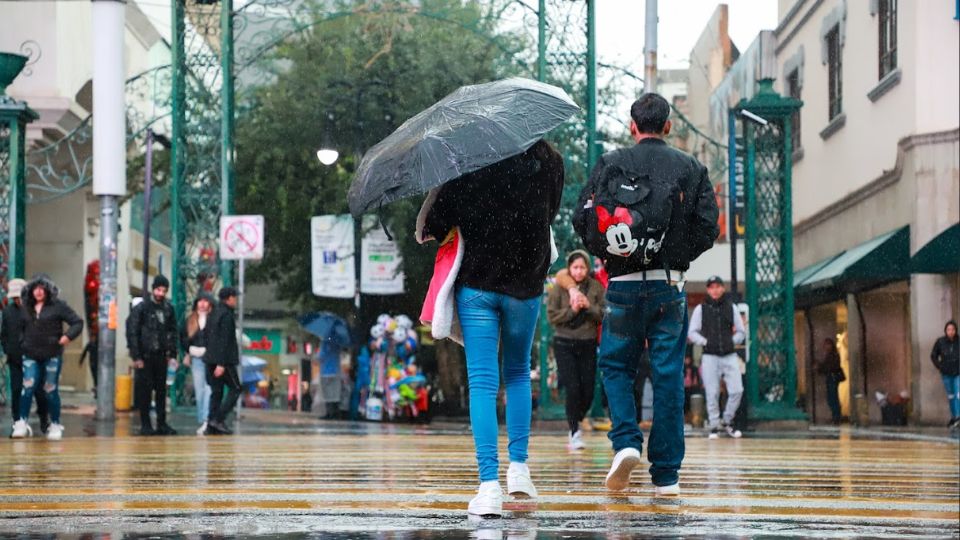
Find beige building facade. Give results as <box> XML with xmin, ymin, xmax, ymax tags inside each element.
<box><xmin>775</xmin><ymin>0</ymin><xmax>959</xmax><ymax>425</ymax></box>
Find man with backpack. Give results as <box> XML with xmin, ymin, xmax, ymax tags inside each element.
<box><xmin>573</xmin><ymin>93</ymin><xmax>719</xmax><ymax>497</ymax></box>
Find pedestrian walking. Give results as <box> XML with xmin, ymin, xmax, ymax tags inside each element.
<box><xmin>181</xmin><ymin>292</ymin><xmax>215</xmax><ymax>436</ymax></box>
<box><xmin>421</xmin><ymin>140</ymin><xmax>564</xmax><ymax>517</ymax></box>
<box><xmin>817</xmin><ymin>338</ymin><xmax>845</xmax><ymax>425</ymax></box>
<box><xmin>572</xmin><ymin>93</ymin><xmax>719</xmax><ymax>496</ymax></box>
<box><xmin>204</xmin><ymin>287</ymin><xmax>243</xmax><ymax>436</ymax></box>
<box><xmin>547</xmin><ymin>250</ymin><xmax>605</xmax><ymax>451</ymax></box>
<box><xmin>127</xmin><ymin>275</ymin><xmax>179</xmax><ymax>436</ymax></box>
<box><xmin>688</xmin><ymin>276</ymin><xmax>746</xmax><ymax>439</ymax></box>
<box><xmin>931</xmin><ymin>320</ymin><xmax>959</xmax><ymax>429</ymax></box>
<box><xmin>11</xmin><ymin>274</ymin><xmax>83</xmax><ymax>440</ymax></box>
<box><xmin>2</xmin><ymin>278</ymin><xmax>50</xmax><ymax>436</ymax></box>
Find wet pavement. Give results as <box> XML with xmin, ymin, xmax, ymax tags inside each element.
<box><xmin>0</xmin><ymin>407</ymin><xmax>957</xmax><ymax>539</ymax></box>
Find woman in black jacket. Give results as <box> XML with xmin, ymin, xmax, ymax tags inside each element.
<box><xmin>931</xmin><ymin>320</ymin><xmax>959</xmax><ymax>429</ymax></box>
<box><xmin>817</xmin><ymin>338</ymin><xmax>845</xmax><ymax>425</ymax></box>
<box><xmin>11</xmin><ymin>274</ymin><xmax>83</xmax><ymax>440</ymax></box>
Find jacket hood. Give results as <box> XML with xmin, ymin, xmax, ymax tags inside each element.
<box><xmin>24</xmin><ymin>274</ymin><xmax>59</xmax><ymax>307</ymax></box>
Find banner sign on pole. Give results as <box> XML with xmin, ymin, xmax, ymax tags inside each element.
<box><xmin>220</xmin><ymin>215</ymin><xmax>264</xmax><ymax>260</ymax></box>
<box><xmin>360</xmin><ymin>215</ymin><xmax>404</xmax><ymax>295</ymax></box>
<box><xmin>311</xmin><ymin>215</ymin><xmax>356</xmax><ymax>299</ymax></box>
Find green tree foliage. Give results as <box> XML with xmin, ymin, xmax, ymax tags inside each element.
<box><xmin>235</xmin><ymin>0</ymin><xmax>526</xmax><ymax>316</ymax></box>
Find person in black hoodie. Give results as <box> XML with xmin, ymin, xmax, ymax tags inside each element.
<box><xmin>204</xmin><ymin>287</ymin><xmax>242</xmax><ymax>435</ymax></box>
<box><xmin>931</xmin><ymin>320</ymin><xmax>959</xmax><ymax>429</ymax></box>
<box><xmin>11</xmin><ymin>274</ymin><xmax>83</xmax><ymax>440</ymax></box>
<box><xmin>422</xmin><ymin>139</ymin><xmax>564</xmax><ymax>517</ymax></box>
<box><xmin>2</xmin><ymin>278</ymin><xmax>50</xmax><ymax>436</ymax></box>
<box><xmin>126</xmin><ymin>275</ymin><xmax>178</xmax><ymax>436</ymax></box>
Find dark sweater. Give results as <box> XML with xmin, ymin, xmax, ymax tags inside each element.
<box><xmin>424</xmin><ymin>140</ymin><xmax>564</xmax><ymax>299</ymax></box>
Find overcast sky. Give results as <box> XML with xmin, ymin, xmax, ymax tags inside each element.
<box><xmin>597</xmin><ymin>0</ymin><xmax>780</xmax><ymax>73</ymax></box>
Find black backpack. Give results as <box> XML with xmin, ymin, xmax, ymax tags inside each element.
<box><xmin>577</xmin><ymin>163</ymin><xmax>681</xmax><ymax>267</ymax></box>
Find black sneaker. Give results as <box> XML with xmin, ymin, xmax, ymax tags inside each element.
<box><xmin>206</xmin><ymin>420</ymin><xmax>233</xmax><ymax>435</ymax></box>
<box><xmin>708</xmin><ymin>427</ymin><xmax>720</xmax><ymax>440</ymax></box>
<box><xmin>155</xmin><ymin>424</ymin><xmax>178</xmax><ymax>436</ymax></box>
<box><xmin>139</xmin><ymin>425</ymin><xmax>156</xmax><ymax>436</ymax></box>
<box><xmin>39</xmin><ymin>416</ymin><xmax>51</xmax><ymax>435</ymax></box>
<box><xmin>949</xmin><ymin>417</ymin><xmax>960</xmax><ymax>429</ymax></box>
<box><xmin>723</xmin><ymin>423</ymin><xmax>743</xmax><ymax>438</ymax></box>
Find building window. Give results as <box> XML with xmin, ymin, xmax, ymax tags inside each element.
<box><xmin>786</xmin><ymin>68</ymin><xmax>802</xmax><ymax>151</ymax></box>
<box><xmin>878</xmin><ymin>0</ymin><xmax>897</xmax><ymax>79</ymax></box>
<box><xmin>826</xmin><ymin>25</ymin><xmax>843</xmax><ymax>120</ymax></box>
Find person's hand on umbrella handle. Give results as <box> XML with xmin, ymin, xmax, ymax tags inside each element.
<box><xmin>214</xmin><ymin>365</ymin><xmax>225</xmax><ymax>378</ymax></box>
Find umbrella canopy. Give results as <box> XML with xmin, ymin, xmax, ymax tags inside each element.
<box><xmin>348</xmin><ymin>77</ymin><xmax>580</xmax><ymax>216</ymax></box>
<box><xmin>298</xmin><ymin>311</ymin><xmax>352</xmax><ymax>348</ymax></box>
<box><xmin>241</xmin><ymin>355</ymin><xmax>268</xmax><ymax>370</ymax></box>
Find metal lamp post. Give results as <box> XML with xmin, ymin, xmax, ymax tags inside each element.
<box><xmin>0</xmin><ymin>53</ymin><xmax>37</xmax><ymax>285</ymax></box>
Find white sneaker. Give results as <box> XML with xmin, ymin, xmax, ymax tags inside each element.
<box><xmin>46</xmin><ymin>423</ymin><xmax>63</xmax><ymax>441</ymax></box>
<box><xmin>568</xmin><ymin>429</ymin><xmax>586</xmax><ymax>451</ymax></box>
<box><xmin>197</xmin><ymin>422</ymin><xmax>208</xmax><ymax>436</ymax></box>
<box><xmin>724</xmin><ymin>424</ymin><xmax>742</xmax><ymax>438</ymax></box>
<box><xmin>506</xmin><ymin>462</ymin><xmax>538</xmax><ymax>498</ymax></box>
<box><xmin>468</xmin><ymin>481</ymin><xmax>503</xmax><ymax>517</ymax></box>
<box><xmin>605</xmin><ymin>447</ymin><xmax>641</xmax><ymax>491</ymax></box>
<box><xmin>11</xmin><ymin>420</ymin><xmax>32</xmax><ymax>439</ymax></box>
<box><xmin>654</xmin><ymin>482</ymin><xmax>680</xmax><ymax>497</ymax></box>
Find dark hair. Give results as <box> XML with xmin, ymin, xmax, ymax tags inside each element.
<box><xmin>218</xmin><ymin>287</ymin><xmax>239</xmax><ymax>301</ymax></box>
<box><xmin>630</xmin><ymin>93</ymin><xmax>671</xmax><ymax>134</ymax></box>
<box><xmin>946</xmin><ymin>320</ymin><xmax>958</xmax><ymax>334</ymax></box>
<box><xmin>566</xmin><ymin>251</ymin><xmax>590</xmax><ymax>269</ymax></box>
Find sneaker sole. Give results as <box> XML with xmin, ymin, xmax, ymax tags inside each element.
<box><xmin>467</xmin><ymin>506</ymin><xmax>503</xmax><ymax>518</ymax></box>
<box><xmin>605</xmin><ymin>454</ymin><xmax>641</xmax><ymax>491</ymax></box>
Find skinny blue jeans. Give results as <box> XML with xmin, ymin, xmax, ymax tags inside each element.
<box><xmin>19</xmin><ymin>356</ymin><xmax>63</xmax><ymax>424</ymax></box>
<box><xmin>457</xmin><ymin>286</ymin><xmax>540</xmax><ymax>482</ymax></box>
<box><xmin>942</xmin><ymin>374</ymin><xmax>960</xmax><ymax>418</ymax></box>
<box><xmin>191</xmin><ymin>356</ymin><xmax>212</xmax><ymax>424</ymax></box>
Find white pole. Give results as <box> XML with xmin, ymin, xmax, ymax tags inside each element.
<box><xmin>92</xmin><ymin>0</ymin><xmax>127</xmax><ymax>421</ymax></box>
<box><xmin>644</xmin><ymin>0</ymin><xmax>658</xmax><ymax>93</ymax></box>
<box><xmin>236</xmin><ymin>258</ymin><xmax>245</xmax><ymax>425</ymax></box>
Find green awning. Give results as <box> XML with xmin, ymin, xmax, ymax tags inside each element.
<box><xmin>911</xmin><ymin>223</ymin><xmax>960</xmax><ymax>274</ymax></box>
<box><xmin>794</xmin><ymin>226</ymin><xmax>910</xmax><ymax>307</ymax></box>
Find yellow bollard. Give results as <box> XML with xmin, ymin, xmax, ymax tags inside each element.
<box><xmin>115</xmin><ymin>374</ymin><xmax>133</xmax><ymax>411</ymax></box>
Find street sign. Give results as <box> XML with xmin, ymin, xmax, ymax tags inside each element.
<box><xmin>220</xmin><ymin>215</ymin><xmax>264</xmax><ymax>260</ymax></box>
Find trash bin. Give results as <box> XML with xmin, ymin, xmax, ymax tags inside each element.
<box><xmin>853</xmin><ymin>393</ymin><xmax>869</xmax><ymax>427</ymax></box>
<box><xmin>115</xmin><ymin>374</ymin><xmax>133</xmax><ymax>411</ymax></box>
<box><xmin>689</xmin><ymin>393</ymin><xmax>706</xmax><ymax>428</ymax></box>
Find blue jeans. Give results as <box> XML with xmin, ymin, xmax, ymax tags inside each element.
<box><xmin>599</xmin><ymin>280</ymin><xmax>688</xmax><ymax>487</ymax></box>
<box><xmin>942</xmin><ymin>374</ymin><xmax>960</xmax><ymax>418</ymax></box>
<box><xmin>19</xmin><ymin>356</ymin><xmax>63</xmax><ymax>424</ymax></box>
<box><xmin>191</xmin><ymin>356</ymin><xmax>212</xmax><ymax>424</ymax></box>
<box><xmin>457</xmin><ymin>286</ymin><xmax>540</xmax><ymax>482</ymax></box>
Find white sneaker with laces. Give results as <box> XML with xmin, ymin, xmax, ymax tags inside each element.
<box><xmin>11</xmin><ymin>420</ymin><xmax>31</xmax><ymax>439</ymax></box>
<box><xmin>654</xmin><ymin>482</ymin><xmax>680</xmax><ymax>497</ymax></box>
<box><xmin>605</xmin><ymin>447</ymin><xmax>641</xmax><ymax>491</ymax></box>
<box><xmin>468</xmin><ymin>481</ymin><xmax>503</xmax><ymax>517</ymax></box>
<box><xmin>506</xmin><ymin>462</ymin><xmax>538</xmax><ymax>498</ymax></box>
<box><xmin>46</xmin><ymin>423</ymin><xmax>64</xmax><ymax>441</ymax></box>
<box><xmin>197</xmin><ymin>422</ymin><xmax>208</xmax><ymax>436</ymax></box>
<box><xmin>568</xmin><ymin>429</ymin><xmax>586</xmax><ymax>451</ymax></box>
<box><xmin>724</xmin><ymin>424</ymin><xmax>742</xmax><ymax>438</ymax></box>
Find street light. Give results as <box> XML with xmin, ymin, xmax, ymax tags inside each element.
<box><xmin>316</xmin><ymin>148</ymin><xmax>339</xmax><ymax>166</ymax></box>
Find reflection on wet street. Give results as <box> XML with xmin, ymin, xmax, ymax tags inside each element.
<box><xmin>0</xmin><ymin>419</ymin><xmax>957</xmax><ymax>538</ymax></box>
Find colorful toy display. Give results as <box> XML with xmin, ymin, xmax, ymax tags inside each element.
<box><xmin>356</xmin><ymin>313</ymin><xmax>429</xmax><ymax>422</ymax></box>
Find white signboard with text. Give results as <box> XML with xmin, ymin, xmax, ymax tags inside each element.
<box><xmin>220</xmin><ymin>215</ymin><xmax>265</xmax><ymax>260</ymax></box>
<box><xmin>360</xmin><ymin>215</ymin><xmax>404</xmax><ymax>295</ymax></box>
<box><xmin>311</xmin><ymin>215</ymin><xmax>356</xmax><ymax>299</ymax></box>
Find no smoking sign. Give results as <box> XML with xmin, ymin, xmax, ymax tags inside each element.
<box><xmin>220</xmin><ymin>215</ymin><xmax>265</xmax><ymax>260</ymax></box>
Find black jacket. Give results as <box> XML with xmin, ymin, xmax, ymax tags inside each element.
<box><xmin>20</xmin><ymin>277</ymin><xmax>84</xmax><ymax>361</ymax></box>
<box><xmin>574</xmin><ymin>139</ymin><xmax>719</xmax><ymax>277</ymax></box>
<box><xmin>424</xmin><ymin>140</ymin><xmax>564</xmax><ymax>300</ymax></box>
<box><xmin>204</xmin><ymin>304</ymin><xmax>239</xmax><ymax>366</ymax></box>
<box><xmin>1</xmin><ymin>301</ymin><xmax>26</xmax><ymax>361</ymax></box>
<box><xmin>931</xmin><ymin>336</ymin><xmax>959</xmax><ymax>376</ymax></box>
<box><xmin>701</xmin><ymin>294</ymin><xmax>736</xmax><ymax>356</ymax></box>
<box><xmin>126</xmin><ymin>297</ymin><xmax>178</xmax><ymax>360</ymax></box>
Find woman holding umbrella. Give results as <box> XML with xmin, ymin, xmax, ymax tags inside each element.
<box><xmin>422</xmin><ymin>140</ymin><xmax>564</xmax><ymax>517</ymax></box>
